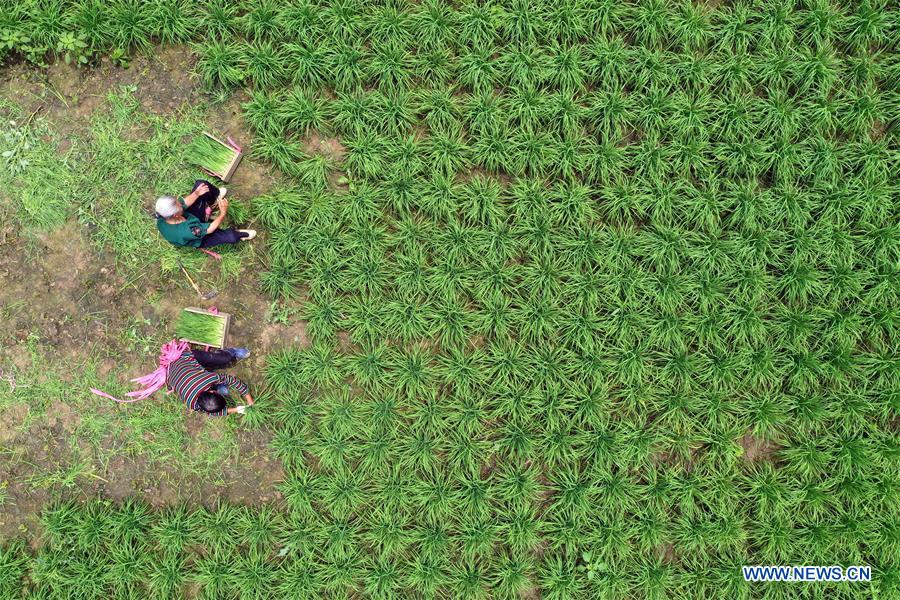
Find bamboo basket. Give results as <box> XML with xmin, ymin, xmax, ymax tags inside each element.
<box><xmin>178</xmin><ymin>307</ymin><xmax>231</xmax><ymax>349</ymax></box>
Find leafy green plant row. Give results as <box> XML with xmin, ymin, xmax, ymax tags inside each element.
<box><xmin>248</xmin><ymin>174</ymin><xmax>895</xmax><ymax>235</ymax></box>
<box><xmin>197</xmin><ymin>37</ymin><xmax>899</xmax><ymax>95</ymax></box>
<box><xmin>261</xmin><ymin>339</ymin><xmax>898</xmax><ymax>418</ymax></box>
<box><xmin>241</xmin><ymin>85</ymin><xmax>892</xmax><ymax>141</ymax></box>
<box><xmin>249</xmin><ymin>131</ymin><xmax>891</xmax><ymax>198</ymax></box>
<box><xmin>284</xmin><ymin>291</ymin><xmax>897</xmax><ymax>361</ymax></box>
<box><xmin>248</xmin><ymin>184</ymin><xmax>897</xmax><ymax>299</ymax></box>
<box><xmin>250</xmin><ymin>184</ymin><xmax>897</xmax><ymax>250</ymax></box>
<box><xmin>3</xmin><ymin>2</ymin><xmax>895</xmax><ymax>91</ymax></box>
<box><xmin>5</xmin><ymin>1</ymin><xmax>895</xmax><ymax>65</ymax></box>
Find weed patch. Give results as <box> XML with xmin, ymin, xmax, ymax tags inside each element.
<box><xmin>0</xmin><ymin>91</ymin><xmax>252</xmax><ymax>284</ymax></box>
<box><xmin>0</xmin><ymin>105</ymin><xmax>77</xmax><ymax>229</ymax></box>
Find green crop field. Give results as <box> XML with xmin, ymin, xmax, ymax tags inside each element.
<box><xmin>0</xmin><ymin>0</ymin><xmax>897</xmax><ymax>598</ymax></box>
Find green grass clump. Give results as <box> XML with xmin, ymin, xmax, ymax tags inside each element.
<box><xmin>175</xmin><ymin>309</ymin><xmax>226</xmax><ymax>347</ymax></box>
<box><xmin>184</xmin><ymin>133</ymin><xmax>236</xmax><ymax>178</ymax></box>
<box><xmin>0</xmin><ymin>540</ymin><xmax>28</xmax><ymax>598</ymax></box>
<box><xmin>193</xmin><ymin>38</ymin><xmax>245</xmax><ymax>90</ymax></box>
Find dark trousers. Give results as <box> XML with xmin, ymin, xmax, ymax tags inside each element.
<box><xmin>187</xmin><ymin>180</ymin><xmax>247</xmax><ymax>248</ymax></box>
<box><xmin>192</xmin><ymin>348</ymin><xmax>236</xmax><ymax>370</ymax></box>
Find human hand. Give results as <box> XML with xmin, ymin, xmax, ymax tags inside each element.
<box><xmin>244</xmin><ymin>394</ymin><xmax>254</xmax><ymax>406</ymax></box>
<box><xmin>218</xmin><ymin>197</ymin><xmax>229</xmax><ymax>213</ymax></box>
<box><xmin>234</xmin><ymin>405</ymin><xmax>247</xmax><ymax>414</ymax></box>
<box><xmin>195</xmin><ymin>183</ymin><xmax>210</xmax><ymax>196</ymax></box>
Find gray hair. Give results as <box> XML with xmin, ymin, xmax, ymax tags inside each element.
<box><xmin>155</xmin><ymin>195</ymin><xmax>179</xmax><ymax>218</ymax></box>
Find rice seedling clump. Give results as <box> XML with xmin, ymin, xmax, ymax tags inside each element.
<box><xmin>1</xmin><ymin>1</ymin><xmax>897</xmax><ymax>598</ymax></box>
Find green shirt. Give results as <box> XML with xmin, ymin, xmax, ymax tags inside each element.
<box><xmin>156</xmin><ymin>198</ymin><xmax>208</xmax><ymax>247</ymax></box>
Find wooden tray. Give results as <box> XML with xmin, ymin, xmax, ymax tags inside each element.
<box><xmin>179</xmin><ymin>307</ymin><xmax>231</xmax><ymax>349</ymax></box>
<box><xmin>201</xmin><ymin>131</ymin><xmax>243</xmax><ymax>183</ymax></box>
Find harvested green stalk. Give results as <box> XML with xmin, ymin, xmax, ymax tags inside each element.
<box><xmin>175</xmin><ymin>309</ymin><xmax>227</xmax><ymax>347</ymax></box>
<box><xmin>185</xmin><ymin>133</ymin><xmax>237</xmax><ymax>179</ymax></box>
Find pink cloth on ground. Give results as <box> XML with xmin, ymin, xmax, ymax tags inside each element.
<box><xmin>90</xmin><ymin>340</ymin><xmax>190</xmax><ymax>403</ymax></box>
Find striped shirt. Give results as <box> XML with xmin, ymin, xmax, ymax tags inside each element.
<box><xmin>166</xmin><ymin>351</ymin><xmax>249</xmax><ymax>416</ymax></box>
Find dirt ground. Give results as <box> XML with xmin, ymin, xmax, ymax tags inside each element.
<box><xmin>0</xmin><ymin>48</ymin><xmax>311</xmax><ymax>541</ymax></box>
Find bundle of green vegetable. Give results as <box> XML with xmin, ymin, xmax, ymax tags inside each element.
<box><xmin>185</xmin><ymin>133</ymin><xmax>236</xmax><ymax>178</ymax></box>
<box><xmin>175</xmin><ymin>309</ymin><xmax>227</xmax><ymax>347</ymax></box>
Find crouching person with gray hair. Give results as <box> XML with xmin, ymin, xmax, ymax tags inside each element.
<box><xmin>155</xmin><ymin>180</ymin><xmax>256</xmax><ymax>248</ymax></box>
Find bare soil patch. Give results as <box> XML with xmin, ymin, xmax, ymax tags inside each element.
<box><xmin>0</xmin><ymin>50</ymin><xmax>306</xmax><ymax>539</ymax></box>
<box><xmin>740</xmin><ymin>433</ymin><xmax>781</xmax><ymax>462</ymax></box>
